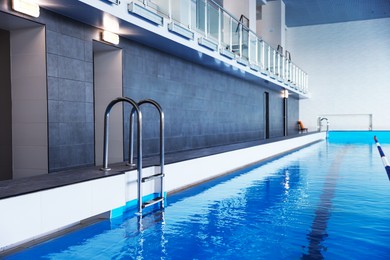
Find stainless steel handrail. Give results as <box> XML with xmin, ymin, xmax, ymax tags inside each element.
<box><xmin>100</xmin><ymin>97</ymin><xmax>166</xmax><ymax>215</ymax></box>
<box><xmin>100</xmin><ymin>97</ymin><xmax>143</xmax><ymax>213</ymax></box>
<box><xmin>129</xmin><ymin>99</ymin><xmax>164</xmax><ymax>171</ymax></box>
<box><xmin>318</xmin><ymin>117</ymin><xmax>329</xmax><ymax>132</ymax></box>
<box><xmin>128</xmin><ymin>99</ymin><xmax>165</xmax><ymax>213</ymax></box>
<box><xmin>101</xmin><ymin>97</ymin><xmax>142</xmax><ymax>172</ymax></box>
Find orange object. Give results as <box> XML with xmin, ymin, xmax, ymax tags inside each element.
<box><xmin>298</xmin><ymin>120</ymin><xmax>308</xmax><ymax>133</ymax></box>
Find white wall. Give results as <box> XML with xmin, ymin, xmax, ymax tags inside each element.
<box><xmin>223</xmin><ymin>0</ymin><xmax>257</xmax><ymax>31</ymax></box>
<box><xmin>248</xmin><ymin>0</ymin><xmax>256</xmax><ymax>32</ymax></box>
<box><xmin>256</xmin><ymin>0</ymin><xmax>286</xmax><ymax>49</ymax></box>
<box><xmin>94</xmin><ymin>44</ymin><xmax>123</xmax><ymax>166</ymax></box>
<box><xmin>223</xmin><ymin>0</ymin><xmax>248</xmax><ymax>20</ymax></box>
<box><xmin>287</xmin><ymin>18</ymin><xmax>390</xmax><ymax>130</ymax></box>
<box><xmin>0</xmin><ymin>174</ymin><xmax>125</xmax><ymax>252</ymax></box>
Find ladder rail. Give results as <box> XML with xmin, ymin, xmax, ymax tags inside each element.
<box><xmin>128</xmin><ymin>99</ymin><xmax>165</xmax><ymax>214</ymax></box>
<box><xmin>99</xmin><ymin>97</ymin><xmax>143</xmax><ymax>213</ymax></box>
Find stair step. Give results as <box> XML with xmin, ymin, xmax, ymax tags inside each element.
<box><xmin>142</xmin><ymin>173</ymin><xmax>165</xmax><ymax>182</ymax></box>
<box><xmin>142</xmin><ymin>197</ymin><xmax>164</xmax><ymax>209</ymax></box>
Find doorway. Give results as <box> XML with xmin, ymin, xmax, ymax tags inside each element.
<box><xmin>93</xmin><ymin>41</ymin><xmax>123</xmax><ymax>166</ymax></box>
<box><xmin>0</xmin><ymin>14</ymin><xmax>47</xmax><ymax>180</ymax></box>
<box><xmin>283</xmin><ymin>95</ymin><xmax>288</xmax><ymax>136</ymax></box>
<box><xmin>264</xmin><ymin>92</ymin><xmax>270</xmax><ymax>139</ymax></box>
<box><xmin>0</xmin><ymin>28</ymin><xmax>12</xmax><ymax>181</ymax></box>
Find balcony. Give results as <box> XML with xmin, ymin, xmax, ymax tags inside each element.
<box><xmin>130</xmin><ymin>0</ymin><xmax>308</xmax><ymax>95</ymax></box>
<box><xmin>38</xmin><ymin>0</ymin><xmax>309</xmax><ymax>96</ymax></box>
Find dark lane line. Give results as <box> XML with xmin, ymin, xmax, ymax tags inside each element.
<box><xmin>302</xmin><ymin>147</ymin><xmax>349</xmax><ymax>259</ymax></box>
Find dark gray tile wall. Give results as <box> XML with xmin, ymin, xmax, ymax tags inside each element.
<box><xmin>41</xmin><ymin>9</ymin><xmax>299</xmax><ymax>171</ymax></box>
<box><xmin>121</xmin><ymin>39</ymin><xmax>295</xmax><ymax>157</ymax></box>
<box><xmin>41</xmin><ymin>10</ymin><xmax>94</xmax><ymax>172</ymax></box>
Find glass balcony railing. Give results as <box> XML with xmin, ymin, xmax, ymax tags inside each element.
<box><xmin>136</xmin><ymin>0</ymin><xmax>309</xmax><ymax>94</ymax></box>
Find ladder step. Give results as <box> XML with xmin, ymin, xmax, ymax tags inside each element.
<box><xmin>142</xmin><ymin>197</ymin><xmax>164</xmax><ymax>209</ymax></box>
<box><xmin>142</xmin><ymin>173</ymin><xmax>165</xmax><ymax>182</ymax></box>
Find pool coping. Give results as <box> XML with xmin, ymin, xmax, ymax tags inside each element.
<box><xmin>0</xmin><ymin>132</ymin><xmax>318</xmax><ymax>200</ymax></box>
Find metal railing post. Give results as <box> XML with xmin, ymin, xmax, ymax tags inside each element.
<box><xmin>128</xmin><ymin>110</ymin><xmax>136</xmax><ymax>167</ymax></box>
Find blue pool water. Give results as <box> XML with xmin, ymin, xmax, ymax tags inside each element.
<box><xmin>5</xmin><ymin>131</ymin><xmax>390</xmax><ymax>259</ymax></box>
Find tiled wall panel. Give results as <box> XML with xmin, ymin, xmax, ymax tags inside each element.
<box><xmin>121</xmin><ymin>38</ymin><xmax>298</xmax><ymax>157</ymax></box>
<box><xmin>39</xmin><ymin>9</ymin><xmax>299</xmax><ymax>171</ymax></box>
<box><xmin>42</xmin><ymin>10</ymin><xmax>94</xmax><ymax>171</ymax></box>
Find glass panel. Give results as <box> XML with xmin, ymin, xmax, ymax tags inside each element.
<box><xmin>241</xmin><ymin>27</ymin><xmax>249</xmax><ymax>60</ymax></box>
<box><xmin>249</xmin><ymin>32</ymin><xmax>257</xmax><ymax>64</ymax></box>
<box><xmin>171</xmin><ymin>0</ymin><xmax>191</xmax><ymax>27</ymax></box>
<box><xmin>291</xmin><ymin>64</ymin><xmax>294</xmax><ymax>85</ymax></box>
<box><xmin>294</xmin><ymin>65</ymin><xmax>298</xmax><ymax>89</ymax></box>
<box><xmin>305</xmin><ymin>74</ymin><xmax>309</xmax><ymax>93</ymax></box>
<box><xmin>269</xmin><ymin>48</ymin><xmax>275</xmax><ymax>75</ymax></box>
<box><xmin>257</xmin><ymin>40</ymin><xmax>263</xmax><ymax>69</ymax></box>
<box><xmin>299</xmin><ymin>70</ymin><xmax>304</xmax><ymax>91</ymax></box>
<box><xmin>231</xmin><ymin>19</ymin><xmax>240</xmax><ymax>56</ymax></box>
<box><xmin>286</xmin><ymin>61</ymin><xmax>291</xmax><ymax>82</ymax></box>
<box><xmin>191</xmin><ymin>0</ymin><xmax>197</xmax><ymax>30</ymax></box>
<box><xmin>207</xmin><ymin>1</ymin><xmax>219</xmax><ymax>41</ymax></box>
<box><xmin>147</xmin><ymin>0</ymin><xmax>170</xmax><ymax>17</ymax></box>
<box><xmin>285</xmin><ymin>59</ymin><xmax>289</xmax><ymax>81</ymax></box>
<box><xmin>264</xmin><ymin>42</ymin><xmax>270</xmax><ymax>71</ymax></box>
<box><xmin>195</xmin><ymin>0</ymin><xmax>206</xmax><ymax>35</ymax></box>
<box><xmin>220</xmin><ymin>11</ymin><xmax>231</xmax><ymax>50</ymax></box>
<box><xmin>299</xmin><ymin>69</ymin><xmax>301</xmax><ymax>89</ymax></box>
<box><xmin>301</xmin><ymin>70</ymin><xmax>304</xmax><ymax>91</ymax></box>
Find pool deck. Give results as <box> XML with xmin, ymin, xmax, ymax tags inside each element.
<box><xmin>0</xmin><ymin>132</ymin><xmax>319</xmax><ymax>200</ymax></box>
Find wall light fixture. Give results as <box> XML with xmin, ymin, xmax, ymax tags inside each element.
<box><xmin>101</xmin><ymin>31</ymin><xmax>120</xmax><ymax>45</ymax></box>
<box><xmin>12</xmin><ymin>0</ymin><xmax>40</xmax><ymax>18</ymax></box>
<box><xmin>282</xmin><ymin>89</ymin><xmax>289</xmax><ymax>99</ymax></box>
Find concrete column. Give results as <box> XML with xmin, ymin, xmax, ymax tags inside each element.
<box><xmin>223</xmin><ymin>0</ymin><xmax>257</xmax><ymax>31</ymax></box>
<box><xmin>256</xmin><ymin>0</ymin><xmax>286</xmax><ymax>50</ymax></box>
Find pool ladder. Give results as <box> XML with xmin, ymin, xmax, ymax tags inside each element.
<box><xmin>100</xmin><ymin>97</ymin><xmax>165</xmax><ymax>215</ymax></box>
<box><xmin>318</xmin><ymin>117</ymin><xmax>329</xmax><ymax>132</ymax></box>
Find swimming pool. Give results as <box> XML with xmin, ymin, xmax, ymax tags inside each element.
<box><xmin>4</xmin><ymin>131</ymin><xmax>390</xmax><ymax>259</ymax></box>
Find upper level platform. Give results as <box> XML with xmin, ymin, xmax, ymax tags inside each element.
<box><xmin>28</xmin><ymin>0</ymin><xmax>309</xmax><ymax>98</ymax></box>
